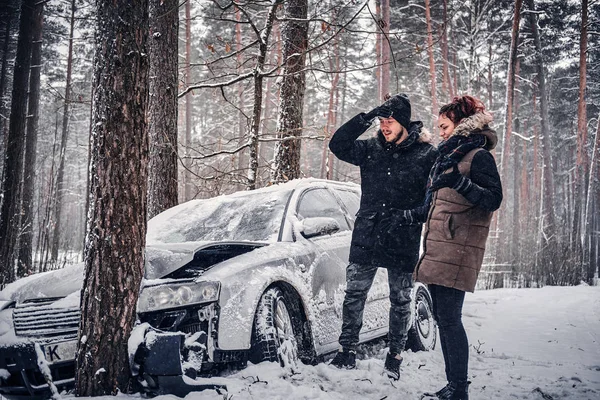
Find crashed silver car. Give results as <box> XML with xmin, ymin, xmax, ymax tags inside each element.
<box><xmin>0</xmin><ymin>178</ymin><xmax>436</xmax><ymax>398</ymax></box>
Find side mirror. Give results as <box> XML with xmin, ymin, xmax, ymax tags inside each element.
<box><xmin>300</xmin><ymin>217</ymin><xmax>341</xmax><ymax>239</ymax></box>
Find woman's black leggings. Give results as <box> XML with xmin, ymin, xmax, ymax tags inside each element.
<box><xmin>429</xmin><ymin>284</ymin><xmax>468</xmax><ymax>384</ymax></box>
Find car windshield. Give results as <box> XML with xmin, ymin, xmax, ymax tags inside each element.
<box><xmin>147</xmin><ymin>188</ymin><xmax>293</xmax><ymax>244</ymax></box>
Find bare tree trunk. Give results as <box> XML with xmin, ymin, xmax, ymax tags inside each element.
<box><xmin>487</xmin><ymin>38</ymin><xmax>493</xmax><ymax>110</ymax></box>
<box><xmin>235</xmin><ymin>6</ymin><xmax>248</xmax><ymax>189</ymax></box>
<box><xmin>375</xmin><ymin>0</ymin><xmax>381</xmax><ymax>101</ymax></box>
<box><xmin>75</xmin><ymin>0</ymin><xmax>149</xmax><ymax>395</ymax></box>
<box><xmin>584</xmin><ymin>112</ymin><xmax>599</xmax><ymax>283</ymax></box>
<box><xmin>424</xmin><ymin>0</ymin><xmax>438</xmax><ymax>125</ymax></box>
<box><xmin>18</xmin><ymin>1</ymin><xmax>43</xmax><ymax>276</ymax></box>
<box><xmin>380</xmin><ymin>0</ymin><xmax>390</xmax><ymax>99</ymax></box>
<box><xmin>574</xmin><ymin>0</ymin><xmax>588</xmax><ymax>277</ymax></box>
<box><xmin>147</xmin><ymin>0</ymin><xmax>178</xmax><ymax>220</ymax></box>
<box><xmin>0</xmin><ymin>0</ymin><xmax>36</xmax><ymax>286</ymax></box>
<box><xmin>247</xmin><ymin>0</ymin><xmax>282</xmax><ymax>190</ymax></box>
<box><xmin>51</xmin><ymin>0</ymin><xmax>76</xmax><ymax>264</ymax></box>
<box><xmin>321</xmin><ymin>27</ymin><xmax>340</xmax><ymax>180</ymax></box>
<box><xmin>0</xmin><ymin>8</ymin><xmax>14</xmax><ymax>153</ymax></box>
<box><xmin>441</xmin><ymin>0</ymin><xmax>452</xmax><ymax>101</ymax></box>
<box><xmin>526</xmin><ymin>0</ymin><xmax>556</xmax><ymax>269</ymax></box>
<box><xmin>500</xmin><ymin>0</ymin><xmax>522</xmax><ymax>178</ymax></box>
<box><xmin>271</xmin><ymin>0</ymin><xmax>308</xmax><ymax>183</ymax></box>
<box><xmin>184</xmin><ymin>0</ymin><xmax>193</xmax><ymax>201</ymax></box>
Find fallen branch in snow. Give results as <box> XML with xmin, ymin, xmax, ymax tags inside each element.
<box><xmin>34</xmin><ymin>344</ymin><xmax>61</xmax><ymax>400</ymax></box>
<box><xmin>532</xmin><ymin>387</ymin><xmax>554</xmax><ymax>400</ymax></box>
<box><xmin>472</xmin><ymin>340</ymin><xmax>486</xmax><ymax>355</ymax></box>
<box><xmin>242</xmin><ymin>375</ymin><xmax>268</xmax><ymax>385</ymax></box>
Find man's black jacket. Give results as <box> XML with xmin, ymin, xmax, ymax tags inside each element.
<box><xmin>329</xmin><ymin>114</ymin><xmax>438</xmax><ymax>272</ymax></box>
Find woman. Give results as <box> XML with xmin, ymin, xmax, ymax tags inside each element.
<box><xmin>386</xmin><ymin>95</ymin><xmax>502</xmax><ymax>399</ymax></box>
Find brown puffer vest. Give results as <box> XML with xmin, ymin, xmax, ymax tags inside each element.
<box><xmin>414</xmin><ymin>148</ymin><xmax>492</xmax><ymax>292</ymax></box>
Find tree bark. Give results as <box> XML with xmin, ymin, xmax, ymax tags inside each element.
<box><xmin>424</xmin><ymin>0</ymin><xmax>438</xmax><ymax>126</ymax></box>
<box><xmin>271</xmin><ymin>0</ymin><xmax>308</xmax><ymax>183</ymax></box>
<box><xmin>321</xmin><ymin>28</ymin><xmax>340</xmax><ymax>180</ymax></box>
<box><xmin>184</xmin><ymin>0</ymin><xmax>193</xmax><ymax>201</ymax></box>
<box><xmin>0</xmin><ymin>0</ymin><xmax>36</xmax><ymax>287</ymax></box>
<box><xmin>0</xmin><ymin>6</ymin><xmax>15</xmax><ymax>152</ymax></box>
<box><xmin>247</xmin><ymin>0</ymin><xmax>282</xmax><ymax>190</ymax></box>
<box><xmin>50</xmin><ymin>0</ymin><xmax>76</xmax><ymax>264</ymax></box>
<box><xmin>147</xmin><ymin>0</ymin><xmax>178</xmax><ymax>220</ymax></box>
<box><xmin>75</xmin><ymin>0</ymin><xmax>149</xmax><ymax>395</ymax></box>
<box><xmin>499</xmin><ymin>0</ymin><xmax>522</xmax><ymax>179</ymax></box>
<box><xmin>380</xmin><ymin>0</ymin><xmax>390</xmax><ymax>100</ymax></box>
<box><xmin>574</xmin><ymin>0</ymin><xmax>588</xmax><ymax>277</ymax></box>
<box><xmin>18</xmin><ymin>1</ymin><xmax>44</xmax><ymax>276</ymax></box>
<box><xmin>441</xmin><ymin>0</ymin><xmax>453</xmax><ymax>100</ymax></box>
<box><xmin>526</xmin><ymin>0</ymin><xmax>556</xmax><ymax>266</ymax></box>
<box><xmin>584</xmin><ymin>112</ymin><xmax>599</xmax><ymax>283</ymax></box>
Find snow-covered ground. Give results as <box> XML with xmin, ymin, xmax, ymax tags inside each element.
<box><xmin>137</xmin><ymin>285</ymin><xmax>599</xmax><ymax>400</ymax></box>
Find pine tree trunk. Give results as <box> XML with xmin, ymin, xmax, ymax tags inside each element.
<box><xmin>147</xmin><ymin>0</ymin><xmax>178</xmax><ymax>220</ymax></box>
<box><xmin>441</xmin><ymin>0</ymin><xmax>452</xmax><ymax>100</ymax></box>
<box><xmin>184</xmin><ymin>0</ymin><xmax>193</xmax><ymax>201</ymax></box>
<box><xmin>375</xmin><ymin>0</ymin><xmax>381</xmax><ymax>101</ymax></box>
<box><xmin>271</xmin><ymin>0</ymin><xmax>307</xmax><ymax>183</ymax></box>
<box><xmin>247</xmin><ymin>0</ymin><xmax>281</xmax><ymax>190</ymax></box>
<box><xmin>584</xmin><ymin>112</ymin><xmax>599</xmax><ymax>283</ymax></box>
<box><xmin>500</xmin><ymin>0</ymin><xmax>522</xmax><ymax>179</ymax></box>
<box><xmin>494</xmin><ymin>0</ymin><xmax>522</xmax><ymax>269</ymax></box>
<box><xmin>574</xmin><ymin>0</ymin><xmax>588</xmax><ymax>277</ymax></box>
<box><xmin>75</xmin><ymin>0</ymin><xmax>149</xmax><ymax>396</ymax></box>
<box><xmin>380</xmin><ymin>0</ymin><xmax>390</xmax><ymax>99</ymax></box>
<box><xmin>0</xmin><ymin>0</ymin><xmax>36</xmax><ymax>287</ymax></box>
<box><xmin>18</xmin><ymin>1</ymin><xmax>43</xmax><ymax>275</ymax></box>
<box><xmin>321</xmin><ymin>29</ymin><xmax>340</xmax><ymax>180</ymax></box>
<box><xmin>0</xmin><ymin>8</ymin><xmax>14</xmax><ymax>153</ymax></box>
<box><xmin>526</xmin><ymin>0</ymin><xmax>556</xmax><ymax>269</ymax></box>
<box><xmin>424</xmin><ymin>0</ymin><xmax>438</xmax><ymax>125</ymax></box>
<box><xmin>50</xmin><ymin>0</ymin><xmax>76</xmax><ymax>264</ymax></box>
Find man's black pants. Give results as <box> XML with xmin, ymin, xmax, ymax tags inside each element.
<box><xmin>338</xmin><ymin>262</ymin><xmax>413</xmax><ymax>355</ymax></box>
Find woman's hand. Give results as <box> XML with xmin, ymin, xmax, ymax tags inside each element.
<box><xmin>430</xmin><ymin>165</ymin><xmax>472</xmax><ymax>193</ymax></box>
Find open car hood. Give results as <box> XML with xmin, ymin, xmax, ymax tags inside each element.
<box><xmin>145</xmin><ymin>241</ymin><xmax>267</xmax><ymax>280</ymax></box>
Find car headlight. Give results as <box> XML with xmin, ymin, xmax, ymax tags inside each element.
<box><xmin>137</xmin><ymin>281</ymin><xmax>220</xmax><ymax>313</ymax></box>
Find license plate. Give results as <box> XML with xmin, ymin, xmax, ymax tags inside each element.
<box><xmin>41</xmin><ymin>340</ymin><xmax>77</xmax><ymax>364</ymax></box>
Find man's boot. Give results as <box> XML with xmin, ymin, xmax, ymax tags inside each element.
<box><xmin>329</xmin><ymin>348</ymin><xmax>356</xmax><ymax>369</ymax></box>
<box><xmin>383</xmin><ymin>352</ymin><xmax>402</xmax><ymax>380</ymax></box>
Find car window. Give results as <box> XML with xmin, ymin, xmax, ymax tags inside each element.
<box><xmin>333</xmin><ymin>189</ymin><xmax>360</xmax><ymax>219</ymax></box>
<box><xmin>296</xmin><ymin>188</ymin><xmax>350</xmax><ymax>231</ymax></box>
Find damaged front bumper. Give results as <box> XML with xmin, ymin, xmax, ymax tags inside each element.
<box><xmin>0</xmin><ymin>302</ymin><xmax>232</xmax><ymax>399</ymax></box>
<box><xmin>0</xmin><ymin>341</ymin><xmax>75</xmax><ymax>400</ymax></box>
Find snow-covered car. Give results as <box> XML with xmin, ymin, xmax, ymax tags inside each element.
<box><xmin>0</xmin><ymin>178</ymin><xmax>436</xmax><ymax>398</ymax></box>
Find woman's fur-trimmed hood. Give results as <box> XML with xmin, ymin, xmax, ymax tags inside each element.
<box><xmin>451</xmin><ymin>112</ymin><xmax>497</xmax><ymax>150</ymax></box>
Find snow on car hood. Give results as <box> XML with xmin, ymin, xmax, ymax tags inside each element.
<box><xmin>0</xmin><ymin>263</ymin><xmax>84</xmax><ymax>303</ymax></box>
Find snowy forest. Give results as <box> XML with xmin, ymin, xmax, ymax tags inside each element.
<box><xmin>0</xmin><ymin>0</ymin><xmax>599</xmax><ymax>289</ymax></box>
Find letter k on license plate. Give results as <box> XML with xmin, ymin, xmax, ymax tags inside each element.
<box><xmin>42</xmin><ymin>340</ymin><xmax>78</xmax><ymax>364</ymax></box>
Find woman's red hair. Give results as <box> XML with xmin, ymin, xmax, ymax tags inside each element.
<box><xmin>439</xmin><ymin>95</ymin><xmax>486</xmax><ymax>124</ymax></box>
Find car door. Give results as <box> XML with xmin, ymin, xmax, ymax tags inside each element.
<box><xmin>295</xmin><ymin>187</ymin><xmax>352</xmax><ymax>353</ymax></box>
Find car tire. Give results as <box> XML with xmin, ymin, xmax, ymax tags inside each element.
<box><xmin>249</xmin><ymin>287</ymin><xmax>299</xmax><ymax>367</ymax></box>
<box><xmin>407</xmin><ymin>285</ymin><xmax>437</xmax><ymax>352</ymax></box>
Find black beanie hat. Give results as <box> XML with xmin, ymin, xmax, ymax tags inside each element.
<box><xmin>382</xmin><ymin>93</ymin><xmax>411</xmax><ymax>130</ymax></box>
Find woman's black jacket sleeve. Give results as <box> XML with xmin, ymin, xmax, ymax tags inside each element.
<box><xmin>459</xmin><ymin>150</ymin><xmax>503</xmax><ymax>212</ymax></box>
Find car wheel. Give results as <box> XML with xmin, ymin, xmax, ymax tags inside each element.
<box><xmin>249</xmin><ymin>287</ymin><xmax>299</xmax><ymax>367</ymax></box>
<box><xmin>407</xmin><ymin>285</ymin><xmax>437</xmax><ymax>351</ymax></box>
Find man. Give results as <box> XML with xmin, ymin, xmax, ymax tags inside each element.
<box><xmin>328</xmin><ymin>94</ymin><xmax>438</xmax><ymax>380</ymax></box>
